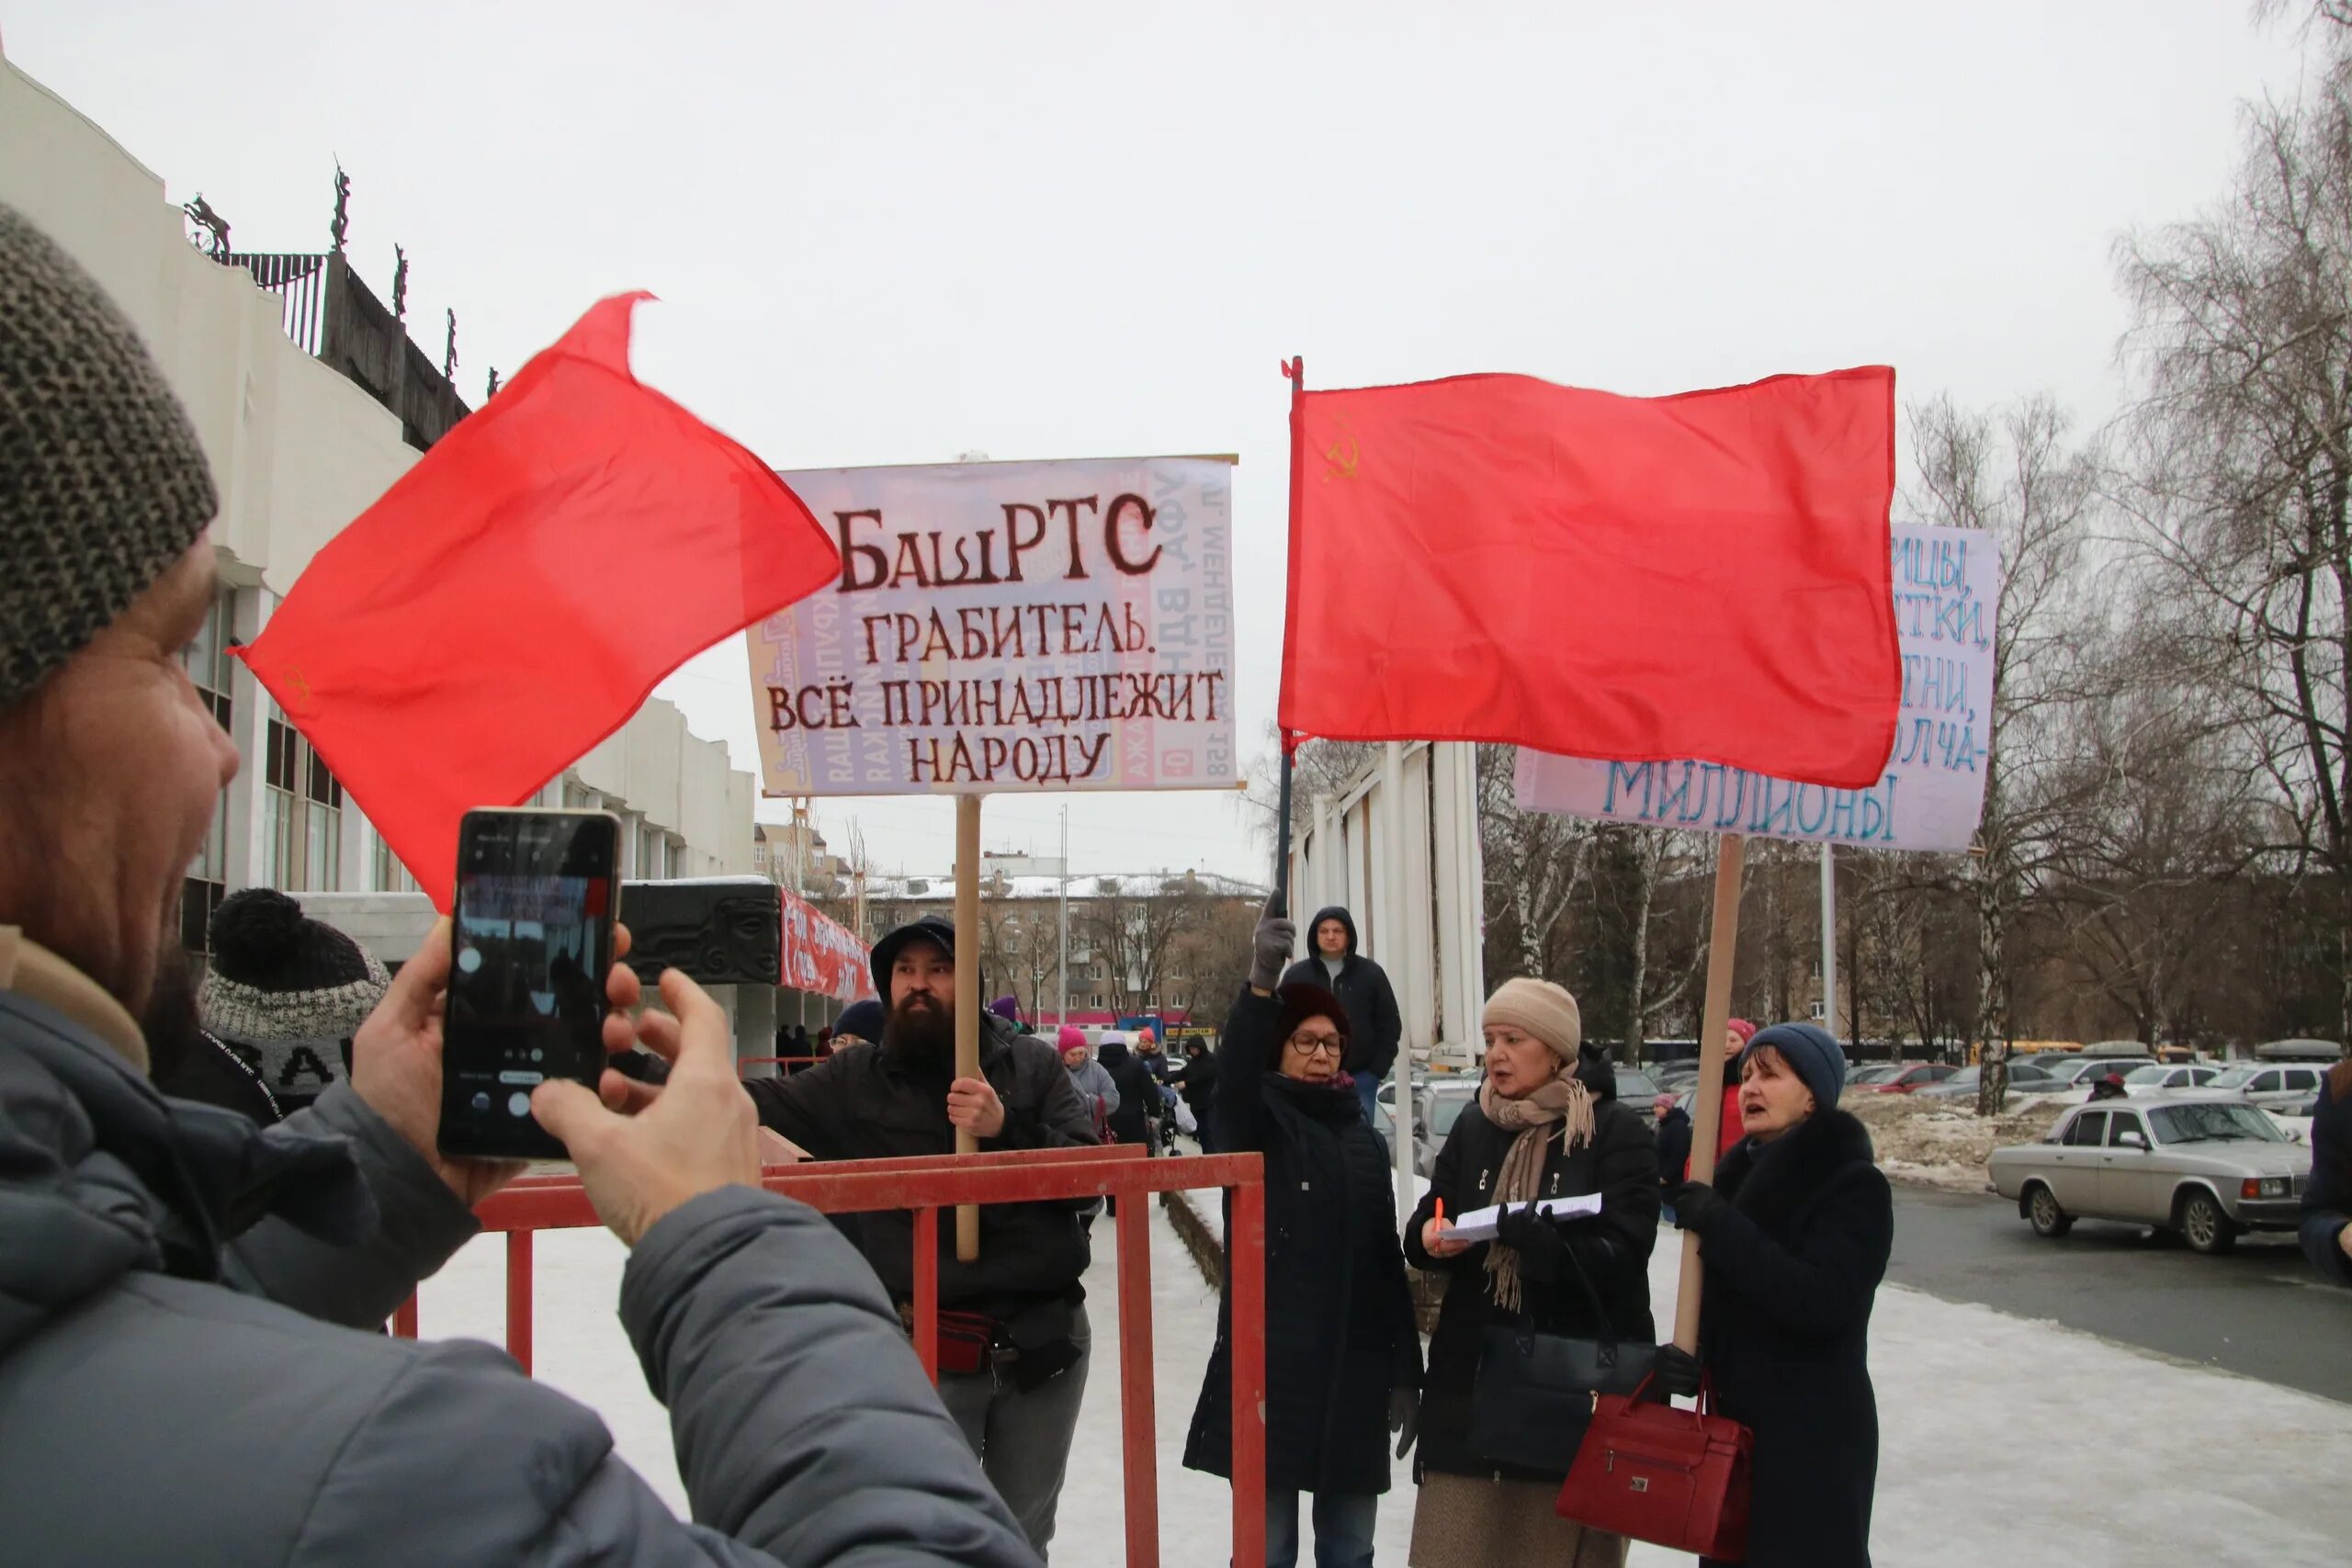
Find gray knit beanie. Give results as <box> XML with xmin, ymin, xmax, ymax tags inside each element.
<box><xmin>198</xmin><ymin>889</ymin><xmax>390</xmax><ymax>1105</ymax></box>
<box><xmin>0</xmin><ymin>201</ymin><xmax>219</xmax><ymax>706</ymax></box>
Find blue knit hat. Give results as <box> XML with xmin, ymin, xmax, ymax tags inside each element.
<box><xmin>1740</xmin><ymin>1022</ymin><xmax>1847</xmax><ymax>1110</ymax></box>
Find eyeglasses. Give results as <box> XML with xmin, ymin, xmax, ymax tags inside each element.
<box><xmin>1285</xmin><ymin>1032</ymin><xmax>1346</xmax><ymax>1057</ymax></box>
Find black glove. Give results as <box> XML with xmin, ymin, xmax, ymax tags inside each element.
<box><xmin>1668</xmin><ymin>1179</ymin><xmax>1731</xmax><ymax>1235</ymax></box>
<box><xmin>1653</xmin><ymin>1344</ymin><xmax>1702</xmax><ymax>1401</ymax></box>
<box><xmin>1389</xmin><ymin>1387</ymin><xmax>1420</xmax><ymax>1459</ymax></box>
<box><xmin>1249</xmin><ymin>889</ymin><xmax>1295</xmax><ymax>993</ymax></box>
<box><xmin>1491</xmin><ymin>1202</ymin><xmax>1570</xmax><ymax>1281</ymax></box>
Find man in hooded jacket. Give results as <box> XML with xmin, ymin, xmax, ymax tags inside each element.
<box><xmin>0</xmin><ymin>200</ymin><xmax>1035</xmax><ymax>1568</ymax></box>
<box><xmin>1279</xmin><ymin>906</ymin><xmax>1403</xmax><ymax>1127</ymax></box>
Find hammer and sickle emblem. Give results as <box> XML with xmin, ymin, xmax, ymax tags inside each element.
<box><xmin>285</xmin><ymin>668</ymin><xmax>313</xmax><ymax>705</ymax></box>
<box><xmin>1321</xmin><ymin>424</ymin><xmax>1361</xmax><ymax>481</ymax></box>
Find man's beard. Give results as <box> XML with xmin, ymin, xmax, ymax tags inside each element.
<box><xmin>883</xmin><ymin>993</ymin><xmax>955</xmax><ymax>1072</ymax></box>
<box><xmin>139</xmin><ymin>940</ymin><xmax>207</xmax><ymax>1084</ymax></box>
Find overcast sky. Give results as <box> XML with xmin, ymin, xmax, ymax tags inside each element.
<box><xmin>5</xmin><ymin>2</ymin><xmax>2315</xmax><ymax>880</ymax></box>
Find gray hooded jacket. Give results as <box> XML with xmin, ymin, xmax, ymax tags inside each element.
<box><xmin>0</xmin><ymin>985</ymin><xmax>1039</xmax><ymax>1568</ymax></box>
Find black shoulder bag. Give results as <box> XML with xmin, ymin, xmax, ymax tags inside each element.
<box><xmin>1468</xmin><ymin>1228</ymin><xmax>1657</xmax><ymax>1474</ymax></box>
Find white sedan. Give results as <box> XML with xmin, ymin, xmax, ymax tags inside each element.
<box><xmin>2201</xmin><ymin>1063</ymin><xmax>2330</xmax><ymax>1112</ymax></box>
<box><xmin>2120</xmin><ymin>1064</ymin><xmax>2224</xmax><ymax>1097</ymax></box>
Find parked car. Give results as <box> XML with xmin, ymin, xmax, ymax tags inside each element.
<box><xmin>1863</xmin><ymin>1063</ymin><xmax>1959</xmax><ymax>1094</ymax></box>
<box><xmin>1915</xmin><ymin>1059</ymin><xmax>2070</xmax><ymax>1101</ymax></box>
<box><xmin>2200</xmin><ymin>1062</ymin><xmax>2331</xmax><ymax>1112</ymax></box>
<box><xmin>2041</xmin><ymin>1055</ymin><xmax>2159</xmax><ymax>1089</ymax></box>
<box><xmin>1612</xmin><ymin>1066</ymin><xmax>1661</xmax><ymax>1101</ymax></box>
<box><xmin>1371</xmin><ymin>1077</ymin><xmax>1482</xmax><ymax>1179</ymax></box>
<box><xmin>1848</xmin><ymin>1064</ymin><xmax>1908</xmax><ymax>1087</ymax></box>
<box><xmin>2121</xmin><ymin>1064</ymin><xmax>2223</xmax><ymax>1097</ymax></box>
<box><xmin>1987</xmin><ymin>1097</ymin><xmax>2309</xmax><ymax>1254</ymax></box>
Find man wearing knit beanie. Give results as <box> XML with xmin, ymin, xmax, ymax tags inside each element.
<box><xmin>0</xmin><ymin>202</ymin><xmax>1039</xmax><ymax>1566</ymax></box>
<box><xmin>198</xmin><ymin>888</ymin><xmax>391</xmax><ymax>1113</ymax></box>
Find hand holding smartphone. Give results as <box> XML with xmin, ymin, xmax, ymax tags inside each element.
<box><xmin>437</xmin><ymin>809</ymin><xmax>624</xmax><ymax>1160</ymax></box>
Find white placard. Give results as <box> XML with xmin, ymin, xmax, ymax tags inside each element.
<box><xmin>1515</xmin><ymin>526</ymin><xmax>1999</xmax><ymax>852</ymax></box>
<box><xmin>750</xmin><ymin>458</ymin><xmax>1237</xmax><ymax>795</ymax></box>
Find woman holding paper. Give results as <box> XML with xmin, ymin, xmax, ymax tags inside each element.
<box><xmin>1182</xmin><ymin>897</ymin><xmax>1422</xmax><ymax>1568</ymax></box>
<box><xmin>1401</xmin><ymin>978</ymin><xmax>1662</xmax><ymax>1568</ymax></box>
<box><xmin>1664</xmin><ymin>1022</ymin><xmax>1893</xmax><ymax>1568</ymax></box>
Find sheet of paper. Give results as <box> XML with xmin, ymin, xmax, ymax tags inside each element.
<box><xmin>1443</xmin><ymin>1191</ymin><xmax>1602</xmax><ymax>1243</ymax></box>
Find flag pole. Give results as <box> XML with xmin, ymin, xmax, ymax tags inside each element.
<box><xmin>1275</xmin><ymin>750</ymin><xmax>1294</xmax><ymax>909</ymax></box>
<box><xmin>1275</xmin><ymin>355</ymin><xmax>1306</xmax><ymax>912</ymax></box>
<box><xmin>1673</xmin><ymin>832</ymin><xmax>1746</xmax><ymax>1353</ymax></box>
<box><xmin>955</xmin><ymin>791</ymin><xmax>983</xmax><ymax>1262</ymax></box>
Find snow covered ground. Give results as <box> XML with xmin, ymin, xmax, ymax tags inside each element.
<box><xmin>417</xmin><ymin>1195</ymin><xmax>2352</xmax><ymax>1567</ymax></box>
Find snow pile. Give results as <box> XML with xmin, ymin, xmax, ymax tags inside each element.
<box><xmin>417</xmin><ymin>1197</ymin><xmax>2352</xmax><ymax>1567</ymax></box>
<box><xmin>1846</xmin><ymin>1092</ymin><xmax>2069</xmax><ymax>1192</ymax></box>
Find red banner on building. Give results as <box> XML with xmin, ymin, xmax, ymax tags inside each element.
<box><xmin>782</xmin><ymin>888</ymin><xmax>874</xmax><ymax>1002</ymax></box>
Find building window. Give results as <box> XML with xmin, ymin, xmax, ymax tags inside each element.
<box><xmin>179</xmin><ymin>590</ymin><xmax>234</xmax><ymax>957</ymax></box>
<box><xmin>371</xmin><ymin>830</ymin><xmax>416</xmax><ymax>894</ymax></box>
<box><xmin>266</xmin><ymin>715</ymin><xmax>343</xmax><ymax>891</ymax></box>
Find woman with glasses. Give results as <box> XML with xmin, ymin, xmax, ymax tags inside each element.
<box><xmin>1401</xmin><ymin>978</ymin><xmax>1661</xmax><ymax>1568</ymax></box>
<box><xmin>1185</xmin><ymin>897</ymin><xmax>1421</xmax><ymax>1568</ymax></box>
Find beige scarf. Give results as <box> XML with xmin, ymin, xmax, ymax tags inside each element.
<box><xmin>1479</xmin><ymin>1061</ymin><xmax>1594</xmax><ymax>1314</ymax></box>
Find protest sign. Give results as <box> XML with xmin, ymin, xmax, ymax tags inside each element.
<box><xmin>1514</xmin><ymin>525</ymin><xmax>1999</xmax><ymax>852</ymax></box>
<box><xmin>781</xmin><ymin>886</ymin><xmax>873</xmax><ymax>1002</ymax></box>
<box><xmin>749</xmin><ymin>458</ymin><xmax>1238</xmax><ymax>795</ymax></box>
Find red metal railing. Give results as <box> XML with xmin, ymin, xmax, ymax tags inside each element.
<box><xmin>395</xmin><ymin>1147</ymin><xmax>1266</xmax><ymax>1568</ymax></box>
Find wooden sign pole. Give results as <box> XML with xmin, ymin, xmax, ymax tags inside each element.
<box><xmin>954</xmin><ymin>792</ymin><xmax>984</xmax><ymax>1262</ymax></box>
<box><xmin>1673</xmin><ymin>832</ymin><xmax>1747</xmax><ymax>1353</ymax></box>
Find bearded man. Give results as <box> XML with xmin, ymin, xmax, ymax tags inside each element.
<box><xmin>746</xmin><ymin>914</ymin><xmax>1096</xmax><ymax>1562</ymax></box>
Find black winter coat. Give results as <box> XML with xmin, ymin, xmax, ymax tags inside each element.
<box><xmin>1174</xmin><ymin>1050</ymin><xmax>1218</xmax><ymax>1115</ymax></box>
<box><xmin>1655</xmin><ymin>1105</ymin><xmax>1693</xmax><ymax>1201</ymax></box>
<box><xmin>150</xmin><ymin>1029</ymin><xmax>284</xmax><ymax>1124</ymax></box>
<box><xmin>1691</xmin><ymin>1109</ymin><xmax>1893</xmax><ymax>1568</ymax></box>
<box><xmin>1279</xmin><ymin>908</ymin><xmax>1403</xmax><ymax>1080</ymax></box>
<box><xmin>1401</xmin><ymin>1057</ymin><xmax>1661</xmax><ymax>1484</ymax></box>
<box><xmin>747</xmin><ymin>1016</ymin><xmax>1096</xmax><ymax>1317</ymax></box>
<box><xmin>1184</xmin><ymin>987</ymin><xmax>1421</xmax><ymax>1496</ymax></box>
<box><xmin>1098</xmin><ymin>1042</ymin><xmax>1157</xmax><ymax>1145</ymax></box>
<box><xmin>2301</xmin><ymin>1063</ymin><xmax>2352</xmax><ymax>1287</ymax></box>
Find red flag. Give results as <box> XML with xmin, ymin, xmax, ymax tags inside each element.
<box><xmin>1279</xmin><ymin>367</ymin><xmax>1898</xmax><ymax>788</ymax></box>
<box><xmin>233</xmin><ymin>293</ymin><xmax>838</xmax><ymax>909</ymax></box>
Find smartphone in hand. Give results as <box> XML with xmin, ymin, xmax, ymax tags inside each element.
<box><xmin>437</xmin><ymin>808</ymin><xmax>623</xmax><ymax>1160</ymax></box>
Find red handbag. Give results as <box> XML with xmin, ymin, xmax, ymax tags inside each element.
<box><xmin>1555</xmin><ymin>1374</ymin><xmax>1752</xmax><ymax>1560</ymax></box>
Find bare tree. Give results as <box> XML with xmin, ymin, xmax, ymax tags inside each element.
<box><xmin>1908</xmin><ymin>395</ymin><xmax>2103</xmax><ymax>1111</ymax></box>
<box><xmin>1075</xmin><ymin>874</ymin><xmax>1220</xmax><ymax>1013</ymax></box>
<box><xmin>1606</xmin><ymin>827</ymin><xmax>1709</xmax><ymax>1057</ymax></box>
<box><xmin>2037</xmin><ymin>680</ymin><xmax>2262</xmax><ymax>1043</ymax></box>
<box><xmin>1476</xmin><ymin>743</ymin><xmax>1596</xmax><ymax>980</ymax></box>
<box><xmin>2110</xmin><ymin>54</ymin><xmax>2352</xmax><ymax>1041</ymax></box>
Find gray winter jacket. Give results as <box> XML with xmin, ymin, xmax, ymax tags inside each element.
<box><xmin>0</xmin><ymin>983</ymin><xmax>1040</xmax><ymax>1568</ymax></box>
<box><xmin>1063</xmin><ymin>1057</ymin><xmax>1121</xmax><ymax>1127</ymax></box>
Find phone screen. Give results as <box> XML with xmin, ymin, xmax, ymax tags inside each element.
<box><xmin>437</xmin><ymin>810</ymin><xmax>620</xmax><ymax>1159</ymax></box>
